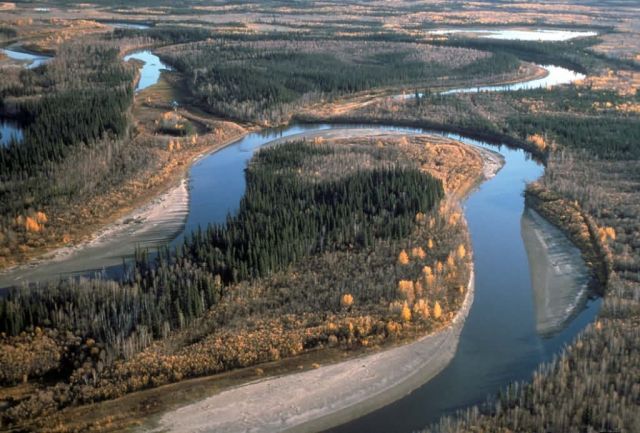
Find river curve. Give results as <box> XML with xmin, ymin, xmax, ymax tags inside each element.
<box><xmin>0</xmin><ymin>31</ymin><xmax>602</xmax><ymax>432</ymax></box>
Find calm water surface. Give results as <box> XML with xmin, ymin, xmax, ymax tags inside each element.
<box><xmin>442</xmin><ymin>64</ymin><xmax>585</xmax><ymax>94</ymax></box>
<box><xmin>326</xmin><ymin>131</ymin><xmax>600</xmax><ymax>433</ymax></box>
<box><xmin>0</xmin><ymin>32</ymin><xmax>602</xmax><ymax>431</ymax></box>
<box><xmin>0</xmin><ymin>119</ymin><xmax>23</xmax><ymax>147</ymax></box>
<box><xmin>0</xmin><ymin>122</ymin><xmax>601</xmax><ymax>430</ymax></box>
<box><xmin>428</xmin><ymin>28</ymin><xmax>597</xmax><ymax>41</ymax></box>
<box><xmin>1</xmin><ymin>47</ymin><xmax>51</xmax><ymax>68</ymax></box>
<box><xmin>124</xmin><ymin>50</ymin><xmax>172</xmax><ymax>92</ymax></box>
<box><xmin>105</xmin><ymin>21</ymin><xmax>151</xmax><ymax>30</ymax></box>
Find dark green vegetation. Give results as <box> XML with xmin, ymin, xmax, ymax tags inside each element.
<box><xmin>111</xmin><ymin>25</ymin><xmax>212</xmax><ymax>44</ymax></box>
<box><xmin>333</xmin><ymin>83</ymin><xmax>639</xmax><ymax>159</ymax></box>
<box><xmin>1</xmin><ymin>0</ymin><xmax>638</xmax><ymax>430</ymax></box>
<box><xmin>0</xmin><ymin>41</ymin><xmax>139</xmax><ymax>266</ymax></box>
<box><xmin>180</xmin><ymin>142</ymin><xmax>443</xmax><ymax>283</ymax></box>
<box><xmin>484</xmin><ymin>85</ymin><xmax>639</xmax><ymax>159</ymax></box>
<box><xmin>435</xmin><ymin>35</ymin><xmax>640</xmax><ymax>74</ymax></box>
<box><xmin>288</xmin><ymin>32</ymin><xmax>640</xmax><ymax>432</ymax></box>
<box><xmin>395</xmin><ymin>46</ymin><xmax>639</xmax><ymax>433</ymax></box>
<box><xmin>160</xmin><ymin>39</ymin><xmax>518</xmax><ymax>122</ymax></box>
<box><xmin>506</xmin><ymin>112</ymin><xmax>640</xmax><ymax>159</ymax></box>
<box><xmin>0</xmin><ymin>25</ymin><xmax>17</xmax><ymax>39</ymax></box>
<box><xmin>1</xmin><ymin>141</ymin><xmax>443</xmax><ymax>345</ymax></box>
<box><xmin>426</xmin><ymin>153</ymin><xmax>640</xmax><ymax>433</ymax></box>
<box><xmin>0</xmin><ymin>44</ymin><xmax>133</xmax><ymax>176</ymax></box>
<box><xmin>0</xmin><ymin>140</ymin><xmax>456</xmax><ymax>427</ymax></box>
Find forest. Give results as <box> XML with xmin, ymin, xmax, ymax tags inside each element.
<box><xmin>424</xmin><ymin>149</ymin><xmax>640</xmax><ymax>433</ymax></box>
<box><xmin>0</xmin><ymin>0</ymin><xmax>637</xmax><ymax>429</ymax></box>
<box><xmin>159</xmin><ymin>39</ymin><xmax>519</xmax><ymax>122</ymax></box>
<box><xmin>1</xmin><ymin>141</ymin><xmax>443</xmax><ymax>345</ymax></box>
<box><xmin>0</xmin><ymin>40</ymin><xmax>138</xmax><ymax>269</ymax></box>
<box><xmin>0</xmin><ymin>137</ymin><xmax>475</xmax><ymax>427</ymax></box>
<box><xmin>434</xmin><ymin>35</ymin><xmax>640</xmax><ymax>74</ymax></box>
<box><xmin>0</xmin><ymin>44</ymin><xmax>134</xmax><ymax>176</ymax></box>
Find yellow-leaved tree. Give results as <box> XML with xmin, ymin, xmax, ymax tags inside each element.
<box><xmin>24</xmin><ymin>217</ymin><xmax>41</xmax><ymax>233</ymax></box>
<box><xmin>412</xmin><ymin>247</ymin><xmax>426</xmax><ymax>259</ymax></box>
<box><xmin>413</xmin><ymin>299</ymin><xmax>430</xmax><ymax>319</ymax></box>
<box><xmin>433</xmin><ymin>301</ymin><xmax>442</xmax><ymax>319</ymax></box>
<box><xmin>341</xmin><ymin>293</ymin><xmax>354</xmax><ymax>309</ymax></box>
<box><xmin>400</xmin><ymin>303</ymin><xmax>412</xmax><ymax>322</ymax></box>
<box><xmin>398</xmin><ymin>250</ymin><xmax>410</xmax><ymax>265</ymax></box>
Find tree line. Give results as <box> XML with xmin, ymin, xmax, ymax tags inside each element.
<box><xmin>0</xmin><ymin>141</ymin><xmax>444</xmax><ymax>361</ymax></box>
<box><xmin>0</xmin><ymin>44</ymin><xmax>134</xmax><ymax>178</ymax></box>
<box><xmin>161</xmin><ymin>39</ymin><xmax>519</xmax><ymax>122</ymax></box>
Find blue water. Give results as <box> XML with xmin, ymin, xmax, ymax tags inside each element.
<box><xmin>428</xmin><ymin>28</ymin><xmax>597</xmax><ymax>41</ymax></box>
<box><xmin>0</xmin><ymin>121</ymin><xmax>602</xmax><ymax>431</ymax></box>
<box><xmin>124</xmin><ymin>50</ymin><xmax>172</xmax><ymax>92</ymax></box>
<box><xmin>326</xmin><ymin>131</ymin><xmax>601</xmax><ymax>433</ymax></box>
<box><xmin>165</xmin><ymin>123</ymin><xmax>600</xmax><ymax>431</ymax></box>
<box><xmin>1</xmin><ymin>47</ymin><xmax>51</xmax><ymax>68</ymax></box>
<box><xmin>0</xmin><ymin>119</ymin><xmax>23</xmax><ymax>147</ymax></box>
<box><xmin>0</xmin><ymin>43</ymin><xmax>602</xmax><ymax>430</ymax></box>
<box><xmin>106</xmin><ymin>21</ymin><xmax>151</xmax><ymax>30</ymax></box>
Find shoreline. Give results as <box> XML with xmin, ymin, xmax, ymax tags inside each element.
<box><xmin>146</xmin><ymin>136</ymin><xmax>503</xmax><ymax>433</ymax></box>
<box><xmin>0</xmin><ymin>129</ymin><xmax>250</xmax><ymax>288</ymax></box>
<box><xmin>0</xmin><ymin>59</ymin><xmax>544</xmax><ymax>281</ymax></box>
<box><xmin>521</xmin><ymin>207</ymin><xmax>593</xmax><ymax>336</ymax></box>
<box><xmin>152</xmin><ymin>269</ymin><xmax>475</xmax><ymax>433</ymax></box>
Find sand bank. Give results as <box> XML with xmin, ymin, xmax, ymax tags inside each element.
<box><xmin>151</xmin><ymin>268</ymin><xmax>474</xmax><ymax>433</ymax></box>
<box><xmin>521</xmin><ymin>207</ymin><xmax>593</xmax><ymax>336</ymax></box>
<box><xmin>0</xmin><ymin>179</ymin><xmax>189</xmax><ymax>288</ymax></box>
<box><xmin>149</xmin><ymin>130</ymin><xmax>501</xmax><ymax>433</ymax></box>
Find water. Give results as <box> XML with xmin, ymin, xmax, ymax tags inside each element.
<box><xmin>175</xmin><ymin>125</ymin><xmax>600</xmax><ymax>433</ymax></box>
<box><xmin>0</xmin><ymin>119</ymin><xmax>23</xmax><ymax>147</ymax></box>
<box><xmin>325</xmin><ymin>130</ymin><xmax>601</xmax><ymax>433</ymax></box>
<box><xmin>105</xmin><ymin>21</ymin><xmax>151</xmax><ymax>30</ymax></box>
<box><xmin>428</xmin><ymin>28</ymin><xmax>597</xmax><ymax>41</ymax></box>
<box><xmin>0</xmin><ymin>37</ymin><xmax>601</xmax><ymax>431</ymax></box>
<box><xmin>0</xmin><ymin>121</ymin><xmax>602</xmax><ymax>430</ymax></box>
<box><xmin>394</xmin><ymin>64</ymin><xmax>585</xmax><ymax>99</ymax></box>
<box><xmin>1</xmin><ymin>47</ymin><xmax>51</xmax><ymax>69</ymax></box>
<box><xmin>174</xmin><ymin>125</ymin><xmax>335</xmax><ymax>242</ymax></box>
<box><xmin>124</xmin><ymin>50</ymin><xmax>172</xmax><ymax>92</ymax></box>
<box><xmin>442</xmin><ymin>64</ymin><xmax>585</xmax><ymax>94</ymax></box>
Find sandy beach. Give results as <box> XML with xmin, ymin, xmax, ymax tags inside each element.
<box><xmin>146</xmin><ymin>132</ymin><xmax>504</xmax><ymax>433</ymax></box>
<box><xmin>151</xmin><ymin>268</ymin><xmax>475</xmax><ymax>433</ymax></box>
<box><xmin>521</xmin><ymin>207</ymin><xmax>593</xmax><ymax>336</ymax></box>
<box><xmin>0</xmin><ymin>179</ymin><xmax>189</xmax><ymax>287</ymax></box>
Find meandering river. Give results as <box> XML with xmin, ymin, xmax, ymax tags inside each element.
<box><xmin>0</xmin><ymin>28</ymin><xmax>602</xmax><ymax>432</ymax></box>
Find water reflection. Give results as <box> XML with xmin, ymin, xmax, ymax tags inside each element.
<box><xmin>428</xmin><ymin>28</ymin><xmax>597</xmax><ymax>41</ymax></box>
<box><xmin>441</xmin><ymin>64</ymin><xmax>585</xmax><ymax>95</ymax></box>
<box><xmin>521</xmin><ymin>207</ymin><xmax>593</xmax><ymax>337</ymax></box>
<box><xmin>105</xmin><ymin>21</ymin><xmax>151</xmax><ymax>30</ymax></box>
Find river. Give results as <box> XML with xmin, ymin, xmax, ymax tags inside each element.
<box><xmin>1</xmin><ymin>46</ymin><xmax>51</xmax><ymax>68</ymax></box>
<box><xmin>324</xmin><ymin>129</ymin><xmax>599</xmax><ymax>433</ymax></box>
<box><xmin>428</xmin><ymin>28</ymin><xmax>597</xmax><ymax>41</ymax></box>
<box><xmin>0</xmin><ymin>29</ymin><xmax>602</xmax><ymax>432</ymax></box>
<box><xmin>124</xmin><ymin>50</ymin><xmax>172</xmax><ymax>92</ymax></box>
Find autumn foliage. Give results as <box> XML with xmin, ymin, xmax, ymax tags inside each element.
<box><xmin>340</xmin><ymin>293</ymin><xmax>354</xmax><ymax>308</ymax></box>
<box><xmin>398</xmin><ymin>249</ymin><xmax>410</xmax><ymax>265</ymax></box>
